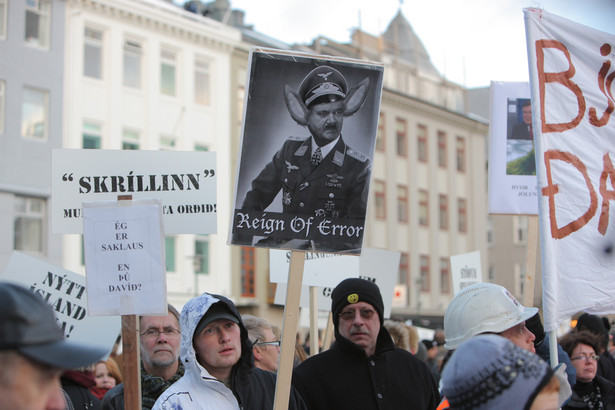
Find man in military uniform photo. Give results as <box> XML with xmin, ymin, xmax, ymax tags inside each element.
<box><xmin>237</xmin><ymin>64</ymin><xmax>373</xmax><ymax>251</ymax></box>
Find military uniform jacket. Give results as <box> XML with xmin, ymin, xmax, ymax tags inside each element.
<box><xmin>242</xmin><ymin>136</ymin><xmax>370</xmax><ymax>219</ymax></box>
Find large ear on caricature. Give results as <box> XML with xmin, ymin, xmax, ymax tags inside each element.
<box><xmin>284</xmin><ymin>84</ymin><xmax>309</xmax><ymax>126</ymax></box>
<box><xmin>344</xmin><ymin>78</ymin><xmax>370</xmax><ymax>117</ymax></box>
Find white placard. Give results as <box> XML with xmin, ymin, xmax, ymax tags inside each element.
<box><xmin>272</xmin><ymin>247</ymin><xmax>399</xmax><ymax>318</ymax></box>
<box><xmin>525</xmin><ymin>9</ymin><xmax>615</xmax><ymax>331</ymax></box>
<box><xmin>2</xmin><ymin>252</ymin><xmax>120</xmax><ymax>355</ymax></box>
<box><xmin>52</xmin><ymin>149</ymin><xmax>217</xmax><ymax>234</ymax></box>
<box><xmin>83</xmin><ymin>200</ymin><xmax>167</xmax><ymax>316</ymax></box>
<box><xmin>488</xmin><ymin>81</ymin><xmax>539</xmax><ymax>214</ymax></box>
<box><xmin>269</xmin><ymin>250</ymin><xmax>360</xmax><ymax>287</ymax></box>
<box><xmin>450</xmin><ymin>251</ymin><xmax>482</xmax><ymax>295</ymax></box>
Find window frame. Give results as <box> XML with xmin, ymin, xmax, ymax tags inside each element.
<box><xmin>21</xmin><ymin>86</ymin><xmax>49</xmax><ymax>141</ymax></box>
<box><xmin>456</xmin><ymin>136</ymin><xmax>466</xmax><ymax>173</ymax></box>
<box><xmin>194</xmin><ymin>235</ymin><xmax>209</xmax><ymax>275</ymax></box>
<box><xmin>376</xmin><ymin>112</ymin><xmax>385</xmax><ymax>152</ymax></box>
<box><xmin>418</xmin><ymin>124</ymin><xmax>428</xmax><ymax>162</ymax></box>
<box><xmin>123</xmin><ymin>38</ymin><xmax>143</xmax><ymax>89</ymax></box>
<box><xmin>82</xmin><ymin>120</ymin><xmax>102</xmax><ymax>149</ymax></box>
<box><xmin>419</xmin><ymin>189</ymin><xmax>429</xmax><ymax>226</ymax></box>
<box><xmin>440</xmin><ymin>257</ymin><xmax>450</xmax><ymax>294</ymax></box>
<box><xmin>0</xmin><ymin>0</ymin><xmax>7</xmax><ymax>40</ymax></box>
<box><xmin>395</xmin><ymin>117</ymin><xmax>407</xmax><ymax>157</ymax></box>
<box><xmin>374</xmin><ymin>179</ymin><xmax>386</xmax><ymax>219</ymax></box>
<box><xmin>420</xmin><ymin>255</ymin><xmax>430</xmax><ymax>292</ymax></box>
<box><xmin>14</xmin><ymin>195</ymin><xmax>46</xmax><ymax>254</ymax></box>
<box><xmin>437</xmin><ymin>130</ymin><xmax>447</xmax><ymax>168</ymax></box>
<box><xmin>439</xmin><ymin>194</ymin><xmax>448</xmax><ymax>230</ymax></box>
<box><xmin>160</xmin><ymin>47</ymin><xmax>177</xmax><ymax>97</ymax></box>
<box><xmin>397</xmin><ymin>185</ymin><xmax>409</xmax><ymax>223</ymax></box>
<box><xmin>84</xmin><ymin>26</ymin><xmax>104</xmax><ymax>79</ymax></box>
<box><xmin>194</xmin><ymin>56</ymin><xmax>211</xmax><ymax>106</ymax></box>
<box><xmin>24</xmin><ymin>0</ymin><xmax>51</xmax><ymax>49</ymax></box>
<box><xmin>458</xmin><ymin>198</ymin><xmax>468</xmax><ymax>233</ymax></box>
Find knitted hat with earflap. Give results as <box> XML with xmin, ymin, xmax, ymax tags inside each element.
<box><xmin>441</xmin><ymin>334</ymin><xmax>554</xmax><ymax>410</ymax></box>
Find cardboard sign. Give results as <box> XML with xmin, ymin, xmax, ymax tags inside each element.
<box><xmin>52</xmin><ymin>149</ymin><xmax>217</xmax><ymax>234</ymax></box>
<box><xmin>2</xmin><ymin>252</ymin><xmax>120</xmax><ymax>355</ymax></box>
<box><xmin>525</xmin><ymin>9</ymin><xmax>615</xmax><ymax>331</ymax></box>
<box><xmin>83</xmin><ymin>200</ymin><xmax>167</xmax><ymax>316</ymax></box>
<box><xmin>488</xmin><ymin>81</ymin><xmax>539</xmax><ymax>214</ymax></box>
<box><xmin>450</xmin><ymin>251</ymin><xmax>482</xmax><ymax>295</ymax></box>
<box><xmin>271</xmin><ymin>247</ymin><xmax>399</xmax><ymax>318</ymax></box>
<box><xmin>229</xmin><ymin>48</ymin><xmax>384</xmax><ymax>254</ymax></box>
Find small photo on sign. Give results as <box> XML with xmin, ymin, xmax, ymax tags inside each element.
<box><xmin>506</xmin><ymin>98</ymin><xmax>535</xmax><ymax>176</ymax></box>
<box><xmin>229</xmin><ymin>48</ymin><xmax>384</xmax><ymax>254</ymax></box>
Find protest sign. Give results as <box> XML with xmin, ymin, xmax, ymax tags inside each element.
<box><xmin>449</xmin><ymin>251</ymin><xmax>482</xmax><ymax>295</ymax></box>
<box><xmin>83</xmin><ymin>199</ymin><xmax>167</xmax><ymax>316</ymax></box>
<box><xmin>229</xmin><ymin>48</ymin><xmax>384</xmax><ymax>254</ymax></box>
<box><xmin>52</xmin><ymin>149</ymin><xmax>216</xmax><ymax>234</ymax></box>
<box><xmin>488</xmin><ymin>81</ymin><xmax>539</xmax><ymax>214</ymax></box>
<box><xmin>525</xmin><ymin>9</ymin><xmax>615</xmax><ymax>331</ymax></box>
<box><xmin>271</xmin><ymin>247</ymin><xmax>399</xmax><ymax>318</ymax></box>
<box><xmin>2</xmin><ymin>252</ymin><xmax>120</xmax><ymax>355</ymax></box>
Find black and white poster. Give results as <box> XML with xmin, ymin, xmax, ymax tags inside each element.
<box><xmin>229</xmin><ymin>48</ymin><xmax>384</xmax><ymax>254</ymax></box>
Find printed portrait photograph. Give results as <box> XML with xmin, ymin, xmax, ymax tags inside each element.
<box><xmin>506</xmin><ymin>98</ymin><xmax>536</xmax><ymax>176</ymax></box>
<box><xmin>229</xmin><ymin>48</ymin><xmax>384</xmax><ymax>254</ymax></box>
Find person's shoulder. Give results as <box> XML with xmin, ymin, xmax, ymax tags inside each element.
<box><xmin>101</xmin><ymin>383</ymin><xmax>124</xmax><ymax>410</ymax></box>
<box><xmin>345</xmin><ymin>147</ymin><xmax>369</xmax><ymax>163</ymax></box>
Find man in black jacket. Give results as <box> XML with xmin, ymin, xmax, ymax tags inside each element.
<box><xmin>293</xmin><ymin>278</ymin><xmax>440</xmax><ymax>410</ymax></box>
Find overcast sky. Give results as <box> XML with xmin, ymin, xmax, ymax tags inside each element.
<box><xmin>228</xmin><ymin>0</ymin><xmax>615</xmax><ymax>88</ymax></box>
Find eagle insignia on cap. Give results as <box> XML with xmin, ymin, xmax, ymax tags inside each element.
<box><xmin>347</xmin><ymin>293</ymin><xmax>359</xmax><ymax>304</ymax></box>
<box><xmin>318</xmin><ymin>71</ymin><xmax>333</xmax><ymax>81</ymax></box>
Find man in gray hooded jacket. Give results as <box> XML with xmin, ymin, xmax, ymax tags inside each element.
<box><xmin>153</xmin><ymin>292</ymin><xmax>305</xmax><ymax>409</ymax></box>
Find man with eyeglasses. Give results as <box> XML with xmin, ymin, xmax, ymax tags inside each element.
<box><xmin>153</xmin><ymin>292</ymin><xmax>306</xmax><ymax>409</ymax></box>
<box><xmin>242</xmin><ymin>314</ymin><xmax>281</xmax><ymax>373</ymax></box>
<box><xmin>102</xmin><ymin>305</ymin><xmax>184</xmax><ymax>410</ymax></box>
<box><xmin>293</xmin><ymin>278</ymin><xmax>440</xmax><ymax>409</ymax></box>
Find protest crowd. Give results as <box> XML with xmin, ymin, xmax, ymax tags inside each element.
<box><xmin>5</xmin><ymin>277</ymin><xmax>615</xmax><ymax>410</ymax></box>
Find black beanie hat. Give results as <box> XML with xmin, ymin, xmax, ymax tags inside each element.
<box><xmin>331</xmin><ymin>278</ymin><xmax>384</xmax><ymax>326</ymax></box>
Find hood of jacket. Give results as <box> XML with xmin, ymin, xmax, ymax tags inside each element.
<box><xmin>180</xmin><ymin>292</ymin><xmax>254</xmax><ymax>382</ymax></box>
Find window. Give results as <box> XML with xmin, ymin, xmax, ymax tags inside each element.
<box><xmin>456</xmin><ymin>136</ymin><xmax>466</xmax><ymax>172</ymax></box>
<box><xmin>123</xmin><ymin>39</ymin><xmax>142</xmax><ymax>89</ymax></box>
<box><xmin>487</xmin><ymin>217</ymin><xmax>494</xmax><ymax>246</ymax></box>
<box><xmin>458</xmin><ymin>198</ymin><xmax>467</xmax><ymax>233</ymax></box>
<box><xmin>488</xmin><ymin>265</ymin><xmax>495</xmax><ymax>281</ymax></box>
<box><xmin>419</xmin><ymin>189</ymin><xmax>429</xmax><ymax>226</ymax></box>
<box><xmin>398</xmin><ymin>252</ymin><xmax>409</xmax><ymax>286</ymax></box>
<box><xmin>376</xmin><ymin>112</ymin><xmax>385</xmax><ymax>151</ymax></box>
<box><xmin>165</xmin><ymin>236</ymin><xmax>176</xmax><ymax>272</ymax></box>
<box><xmin>0</xmin><ymin>0</ymin><xmax>7</xmax><ymax>40</ymax></box>
<box><xmin>418</xmin><ymin>124</ymin><xmax>428</xmax><ymax>162</ymax></box>
<box><xmin>21</xmin><ymin>86</ymin><xmax>48</xmax><ymax>140</ymax></box>
<box><xmin>440</xmin><ymin>258</ymin><xmax>450</xmax><ymax>293</ymax></box>
<box><xmin>374</xmin><ymin>180</ymin><xmax>386</xmax><ymax>219</ymax></box>
<box><xmin>437</xmin><ymin>131</ymin><xmax>447</xmax><ymax>167</ymax></box>
<box><xmin>241</xmin><ymin>247</ymin><xmax>255</xmax><ymax>297</ymax></box>
<box><xmin>160</xmin><ymin>134</ymin><xmax>177</xmax><ymax>150</ymax></box>
<box><xmin>25</xmin><ymin>0</ymin><xmax>50</xmax><ymax>49</ymax></box>
<box><xmin>82</xmin><ymin>121</ymin><xmax>102</xmax><ymax>149</ymax></box>
<box><xmin>513</xmin><ymin>215</ymin><xmax>529</xmax><ymax>244</ymax></box>
<box><xmin>420</xmin><ymin>255</ymin><xmax>430</xmax><ymax>292</ymax></box>
<box><xmin>396</xmin><ymin>117</ymin><xmax>407</xmax><ymax>156</ymax></box>
<box><xmin>14</xmin><ymin>196</ymin><xmax>45</xmax><ymax>253</ymax></box>
<box><xmin>194</xmin><ymin>57</ymin><xmax>211</xmax><ymax>105</ymax></box>
<box><xmin>397</xmin><ymin>185</ymin><xmax>408</xmax><ymax>223</ymax></box>
<box><xmin>122</xmin><ymin>128</ymin><xmax>140</xmax><ymax>150</ymax></box>
<box><xmin>439</xmin><ymin>194</ymin><xmax>448</xmax><ymax>229</ymax></box>
<box><xmin>0</xmin><ymin>80</ymin><xmax>4</xmax><ymax>134</ymax></box>
<box><xmin>84</xmin><ymin>27</ymin><xmax>103</xmax><ymax>79</ymax></box>
<box><xmin>194</xmin><ymin>144</ymin><xmax>209</xmax><ymax>152</ymax></box>
<box><xmin>160</xmin><ymin>48</ymin><xmax>177</xmax><ymax>96</ymax></box>
<box><xmin>515</xmin><ymin>263</ymin><xmax>526</xmax><ymax>297</ymax></box>
<box><xmin>194</xmin><ymin>236</ymin><xmax>209</xmax><ymax>275</ymax></box>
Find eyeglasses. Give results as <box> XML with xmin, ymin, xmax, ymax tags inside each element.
<box><xmin>339</xmin><ymin>309</ymin><xmax>376</xmax><ymax>321</ymax></box>
<box><xmin>253</xmin><ymin>339</ymin><xmax>281</xmax><ymax>347</ymax></box>
<box><xmin>141</xmin><ymin>328</ymin><xmax>181</xmax><ymax>339</ymax></box>
<box><xmin>570</xmin><ymin>354</ymin><xmax>600</xmax><ymax>362</ymax></box>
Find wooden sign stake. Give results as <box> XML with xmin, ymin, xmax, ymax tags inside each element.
<box><xmin>117</xmin><ymin>195</ymin><xmax>142</xmax><ymax>410</ymax></box>
<box><xmin>273</xmin><ymin>251</ymin><xmax>305</xmax><ymax>410</ymax></box>
<box><xmin>522</xmin><ymin>215</ymin><xmax>539</xmax><ymax>307</ymax></box>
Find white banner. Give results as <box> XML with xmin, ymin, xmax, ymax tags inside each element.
<box><xmin>450</xmin><ymin>251</ymin><xmax>482</xmax><ymax>295</ymax></box>
<box><xmin>52</xmin><ymin>149</ymin><xmax>217</xmax><ymax>234</ymax></box>
<box><xmin>525</xmin><ymin>9</ymin><xmax>615</xmax><ymax>331</ymax></box>
<box><xmin>2</xmin><ymin>252</ymin><xmax>120</xmax><ymax>356</ymax></box>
